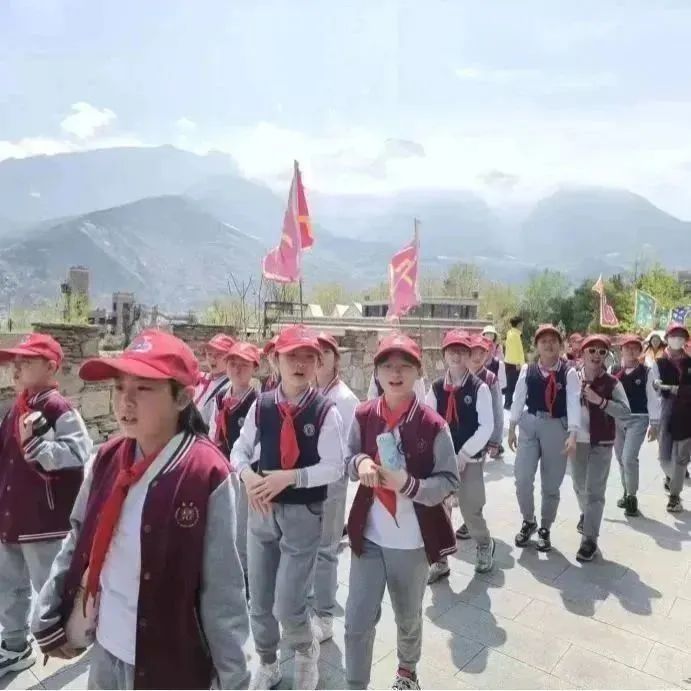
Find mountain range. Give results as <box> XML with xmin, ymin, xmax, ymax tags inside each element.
<box><xmin>0</xmin><ymin>146</ymin><xmax>688</xmax><ymax>310</ymax></box>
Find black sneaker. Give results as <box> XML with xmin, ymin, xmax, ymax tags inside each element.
<box><xmin>536</xmin><ymin>527</ymin><xmax>552</xmax><ymax>552</ymax></box>
<box><xmin>624</xmin><ymin>495</ymin><xmax>639</xmax><ymax>517</ymax></box>
<box><xmin>576</xmin><ymin>514</ymin><xmax>584</xmax><ymax>534</ymax></box>
<box><xmin>616</xmin><ymin>494</ymin><xmax>627</xmax><ymax>509</ymax></box>
<box><xmin>455</xmin><ymin>523</ymin><xmax>471</xmax><ymax>540</ymax></box>
<box><xmin>667</xmin><ymin>494</ymin><xmax>683</xmax><ymax>513</ymax></box>
<box><xmin>514</xmin><ymin>520</ymin><xmax>538</xmax><ymax>547</ymax></box>
<box><xmin>0</xmin><ymin>642</ymin><xmax>35</xmax><ymax>678</ymax></box>
<box><xmin>576</xmin><ymin>538</ymin><xmax>599</xmax><ymax>562</ymax></box>
<box><xmin>664</xmin><ymin>476</ymin><xmax>671</xmax><ymax>493</ymax></box>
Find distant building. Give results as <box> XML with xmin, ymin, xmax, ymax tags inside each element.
<box><xmin>305</xmin><ymin>304</ymin><xmax>324</xmax><ymax>318</ymax></box>
<box><xmin>113</xmin><ymin>292</ymin><xmax>136</xmax><ymax>336</ymax></box>
<box><xmin>332</xmin><ymin>303</ymin><xmax>363</xmax><ymax>319</ymax></box>
<box><xmin>68</xmin><ymin>266</ymin><xmax>90</xmax><ymax>299</ymax></box>
<box><xmin>361</xmin><ymin>295</ymin><xmax>479</xmax><ymax>321</ymax></box>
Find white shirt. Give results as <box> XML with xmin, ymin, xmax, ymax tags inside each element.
<box><xmin>510</xmin><ymin>361</ymin><xmax>581</xmax><ymax>432</ymax></box>
<box><xmin>363</xmin><ymin>424</ymin><xmax>424</xmax><ymax>550</ymax></box>
<box><xmin>319</xmin><ymin>377</ymin><xmax>359</xmax><ymax>455</ymax></box>
<box><xmin>194</xmin><ymin>374</ymin><xmax>230</xmax><ymax>425</ymax></box>
<box><xmin>424</xmin><ymin>370</ymin><xmax>493</xmax><ymax>459</ymax></box>
<box><xmin>97</xmin><ymin>435</ymin><xmax>189</xmax><ymax>665</ymax></box>
<box><xmin>230</xmin><ymin>385</ymin><xmax>344</xmax><ymax>488</ymax></box>
<box><xmin>367</xmin><ymin>374</ymin><xmax>426</xmax><ymax>401</ymax></box>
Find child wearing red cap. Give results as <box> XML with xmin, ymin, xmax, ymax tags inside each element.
<box><xmin>230</xmin><ymin>325</ymin><xmax>344</xmax><ymax>690</ymax></box>
<box><xmin>32</xmin><ymin>329</ymin><xmax>250</xmax><ymax>689</ymax></box>
<box><xmin>346</xmin><ymin>332</ymin><xmax>459</xmax><ymax>690</ymax></box>
<box><xmin>425</xmin><ymin>330</ymin><xmax>494</xmax><ymax>582</ymax></box>
<box><xmin>509</xmin><ymin>325</ymin><xmax>581</xmax><ymax>552</ymax></box>
<box><xmin>367</xmin><ymin>333</ymin><xmax>426</xmax><ymax>401</ymax></box>
<box><xmin>470</xmin><ymin>336</ymin><xmax>506</xmax><ymax>458</ymax></box>
<box><xmin>193</xmin><ymin>333</ymin><xmax>235</xmax><ymax>425</ymax></box>
<box><xmin>308</xmin><ymin>332</ymin><xmax>359</xmax><ymax>645</ymax></box>
<box><xmin>651</xmin><ymin>322</ymin><xmax>691</xmax><ymax>512</ymax></box>
<box><xmin>210</xmin><ymin>342</ymin><xmax>261</xmax><ymax>595</ymax></box>
<box><xmin>0</xmin><ymin>333</ymin><xmax>92</xmax><ymax>677</ymax></box>
<box><xmin>572</xmin><ymin>335</ymin><xmax>631</xmax><ymax>561</ymax></box>
<box><xmin>612</xmin><ymin>335</ymin><xmax>660</xmax><ymax>517</ymax></box>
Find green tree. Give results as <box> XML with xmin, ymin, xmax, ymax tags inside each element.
<box><xmin>519</xmin><ymin>270</ymin><xmax>571</xmax><ymax>338</ymax></box>
<box><xmin>442</xmin><ymin>263</ymin><xmax>481</xmax><ymax>297</ymax></box>
<box><xmin>554</xmin><ymin>279</ymin><xmax>599</xmax><ymax>334</ymax></box>
<box><xmin>479</xmin><ymin>280</ymin><xmax>520</xmax><ymax>334</ymax></box>
<box><xmin>310</xmin><ymin>282</ymin><xmax>352</xmax><ymax>315</ymax></box>
<box><xmin>636</xmin><ymin>264</ymin><xmax>685</xmax><ymax>326</ymax></box>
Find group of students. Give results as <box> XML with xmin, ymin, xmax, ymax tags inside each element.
<box><xmin>0</xmin><ymin>318</ymin><xmax>688</xmax><ymax>691</ymax></box>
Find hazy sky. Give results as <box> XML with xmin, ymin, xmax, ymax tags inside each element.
<box><xmin>3</xmin><ymin>0</ymin><xmax>691</xmax><ymax>216</ymax></box>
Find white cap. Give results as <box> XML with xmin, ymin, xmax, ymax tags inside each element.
<box><xmin>482</xmin><ymin>325</ymin><xmax>498</xmax><ymax>336</ymax></box>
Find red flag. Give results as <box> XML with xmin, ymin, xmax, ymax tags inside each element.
<box><xmin>295</xmin><ymin>162</ymin><xmax>314</xmax><ymax>250</ymax></box>
<box><xmin>592</xmin><ymin>275</ymin><xmax>619</xmax><ymax>327</ymax></box>
<box><xmin>386</xmin><ymin>226</ymin><xmax>421</xmax><ymax>320</ymax></box>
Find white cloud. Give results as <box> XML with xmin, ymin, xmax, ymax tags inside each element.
<box><xmin>454</xmin><ymin>66</ymin><xmax>616</xmax><ymax>92</ymax></box>
<box><xmin>0</xmin><ymin>137</ymin><xmax>73</xmax><ymax>161</ymax></box>
<box><xmin>60</xmin><ymin>102</ymin><xmax>116</xmax><ymax>140</ymax></box>
<box><xmin>176</xmin><ymin>117</ymin><xmax>197</xmax><ymax>132</ymax></box>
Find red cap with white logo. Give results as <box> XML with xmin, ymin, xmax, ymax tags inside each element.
<box><xmin>316</xmin><ymin>331</ymin><xmax>339</xmax><ymax>354</ymax></box>
<box><xmin>0</xmin><ymin>333</ymin><xmax>64</xmax><ymax>366</ymax></box>
<box><xmin>274</xmin><ymin>325</ymin><xmax>321</xmax><ymax>355</ymax></box>
<box><xmin>374</xmin><ymin>332</ymin><xmax>422</xmax><ymax>367</ymax></box>
<box><xmin>228</xmin><ymin>342</ymin><xmax>261</xmax><ymax>366</ymax></box>
<box><xmin>441</xmin><ymin>329</ymin><xmax>472</xmax><ymax>351</ymax></box>
<box><xmin>79</xmin><ymin>329</ymin><xmax>199</xmax><ymax>387</ymax></box>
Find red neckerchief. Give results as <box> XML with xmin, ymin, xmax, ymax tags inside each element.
<box><xmin>443</xmin><ymin>371</ymin><xmax>465</xmax><ymax>425</ymax></box>
<box><xmin>85</xmin><ymin>440</ymin><xmax>164</xmax><ymax>607</ymax></box>
<box><xmin>215</xmin><ymin>387</ymin><xmax>252</xmax><ymax>444</ymax></box>
<box><xmin>373</xmin><ymin>396</ymin><xmax>413</xmax><ymax>521</ymax></box>
<box><xmin>276</xmin><ymin>387</ymin><xmax>313</xmax><ymax>470</ymax></box>
<box><xmin>538</xmin><ymin>361</ymin><xmax>560</xmax><ymax>417</ymax></box>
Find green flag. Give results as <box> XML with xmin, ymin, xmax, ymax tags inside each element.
<box><xmin>634</xmin><ymin>290</ymin><xmax>657</xmax><ymax>329</ymax></box>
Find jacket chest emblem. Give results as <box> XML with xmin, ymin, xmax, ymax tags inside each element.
<box><xmin>237</xmin><ymin>416</ymin><xmax>245</xmax><ymax>428</ymax></box>
<box><xmin>175</xmin><ymin>501</ymin><xmax>199</xmax><ymax>528</ymax></box>
<box><xmin>635</xmin><ymin>379</ymin><xmax>642</xmax><ymax>386</ymax></box>
<box><xmin>417</xmin><ymin>439</ymin><xmax>427</xmax><ymax>453</ymax></box>
<box><xmin>463</xmin><ymin>395</ymin><xmax>473</xmax><ymax>405</ymax></box>
<box><xmin>556</xmin><ymin>382</ymin><xmax>563</xmax><ymax>390</ymax></box>
<box><xmin>303</xmin><ymin>423</ymin><xmax>315</xmax><ymax>437</ymax></box>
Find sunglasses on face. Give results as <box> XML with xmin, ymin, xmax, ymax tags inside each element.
<box><xmin>586</xmin><ymin>347</ymin><xmax>608</xmax><ymax>356</ymax></box>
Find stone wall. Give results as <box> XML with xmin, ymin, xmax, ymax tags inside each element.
<box><xmin>172</xmin><ymin>324</ymin><xmax>238</xmax><ymax>360</ymax></box>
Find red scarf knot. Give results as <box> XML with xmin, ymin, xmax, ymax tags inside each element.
<box><xmin>277</xmin><ymin>402</ymin><xmax>300</xmax><ymax>470</ymax></box>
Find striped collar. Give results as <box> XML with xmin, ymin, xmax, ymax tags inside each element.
<box><xmin>537</xmin><ymin>359</ymin><xmax>563</xmax><ymax>378</ymax></box>
<box><xmin>375</xmin><ymin>394</ymin><xmax>419</xmax><ymax>426</ymax></box>
<box><xmin>274</xmin><ymin>384</ymin><xmax>317</xmax><ymax>409</ymax></box>
<box><xmin>26</xmin><ymin>387</ymin><xmax>58</xmax><ymax>407</ymax></box>
<box><xmin>127</xmin><ymin>431</ymin><xmax>196</xmax><ymax>481</ymax></box>
<box><xmin>222</xmin><ymin>385</ymin><xmax>255</xmax><ymax>413</ymax></box>
<box><xmin>320</xmin><ymin>375</ymin><xmax>340</xmax><ymax>397</ymax></box>
<box><xmin>444</xmin><ymin>369</ymin><xmax>470</xmax><ymax>389</ymax></box>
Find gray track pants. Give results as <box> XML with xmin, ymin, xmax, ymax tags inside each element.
<box><xmin>457</xmin><ymin>461</ymin><xmax>491</xmax><ymax>546</ymax></box>
<box><xmin>514</xmin><ymin>413</ymin><xmax>569</xmax><ymax>529</ymax></box>
<box><xmin>614</xmin><ymin>415</ymin><xmax>649</xmax><ymax>496</ymax></box>
<box><xmin>345</xmin><ymin>539</ymin><xmax>428</xmax><ymax>689</ymax></box>
<box><xmin>572</xmin><ymin>443</ymin><xmax>613</xmax><ymax>541</ymax></box>
<box><xmin>665</xmin><ymin>438</ymin><xmax>691</xmax><ymax>496</ymax></box>
<box><xmin>308</xmin><ymin>477</ymin><xmax>347</xmax><ymax>619</ymax></box>
<box><xmin>247</xmin><ymin>502</ymin><xmax>322</xmax><ymax>664</ymax></box>
<box><xmin>0</xmin><ymin>540</ymin><xmax>61</xmax><ymax>648</ymax></box>
<box><xmin>88</xmin><ymin>641</ymin><xmax>135</xmax><ymax>690</ymax></box>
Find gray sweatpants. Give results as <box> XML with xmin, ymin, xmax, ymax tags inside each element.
<box><xmin>231</xmin><ymin>473</ymin><xmax>248</xmax><ymax>577</ymax></box>
<box><xmin>514</xmin><ymin>413</ymin><xmax>569</xmax><ymax>529</ymax></box>
<box><xmin>0</xmin><ymin>540</ymin><xmax>61</xmax><ymax>648</ymax></box>
<box><xmin>665</xmin><ymin>438</ymin><xmax>691</xmax><ymax>496</ymax></box>
<box><xmin>457</xmin><ymin>461</ymin><xmax>491</xmax><ymax>546</ymax></box>
<box><xmin>88</xmin><ymin>641</ymin><xmax>135</xmax><ymax>690</ymax></box>
<box><xmin>309</xmin><ymin>477</ymin><xmax>347</xmax><ymax>619</ymax></box>
<box><xmin>345</xmin><ymin>539</ymin><xmax>428</xmax><ymax>690</ymax></box>
<box><xmin>248</xmin><ymin>502</ymin><xmax>322</xmax><ymax>664</ymax></box>
<box><xmin>571</xmin><ymin>443</ymin><xmax>613</xmax><ymax>541</ymax></box>
<box><xmin>614</xmin><ymin>415</ymin><xmax>649</xmax><ymax>496</ymax></box>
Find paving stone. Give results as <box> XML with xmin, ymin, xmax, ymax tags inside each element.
<box><xmin>553</xmin><ymin>645</ymin><xmax>673</xmax><ymax>690</ymax></box>
<box><xmin>515</xmin><ymin>599</ymin><xmax>654</xmax><ymax>669</ymax></box>
<box><xmin>643</xmin><ymin>642</ymin><xmax>691</xmax><ymax>688</ymax></box>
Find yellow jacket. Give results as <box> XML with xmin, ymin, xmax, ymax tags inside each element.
<box><xmin>505</xmin><ymin>328</ymin><xmax>525</xmax><ymax>366</ymax></box>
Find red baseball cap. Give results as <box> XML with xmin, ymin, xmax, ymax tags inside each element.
<box><xmin>470</xmin><ymin>335</ymin><xmax>493</xmax><ymax>351</ymax></box>
<box><xmin>262</xmin><ymin>335</ymin><xmax>278</xmax><ymax>356</ymax></box>
<box><xmin>568</xmin><ymin>332</ymin><xmax>584</xmax><ymax>345</ymax></box>
<box><xmin>204</xmin><ymin>333</ymin><xmax>236</xmax><ymax>355</ymax></box>
<box><xmin>442</xmin><ymin>329</ymin><xmax>471</xmax><ymax>351</ymax></box>
<box><xmin>665</xmin><ymin>322</ymin><xmax>690</xmax><ymax>339</ymax></box>
<box><xmin>79</xmin><ymin>329</ymin><xmax>199</xmax><ymax>387</ymax></box>
<box><xmin>0</xmin><ymin>333</ymin><xmax>64</xmax><ymax>366</ymax></box>
<box><xmin>274</xmin><ymin>325</ymin><xmax>321</xmax><ymax>355</ymax></box>
<box><xmin>316</xmin><ymin>331</ymin><xmax>339</xmax><ymax>354</ymax></box>
<box><xmin>617</xmin><ymin>334</ymin><xmax>643</xmax><ymax>350</ymax></box>
<box><xmin>581</xmin><ymin>334</ymin><xmax>611</xmax><ymax>351</ymax></box>
<box><xmin>228</xmin><ymin>342</ymin><xmax>261</xmax><ymax>366</ymax></box>
<box><xmin>374</xmin><ymin>332</ymin><xmax>422</xmax><ymax>367</ymax></box>
<box><xmin>534</xmin><ymin>324</ymin><xmax>562</xmax><ymax>344</ymax></box>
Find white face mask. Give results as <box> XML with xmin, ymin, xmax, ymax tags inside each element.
<box><xmin>667</xmin><ymin>336</ymin><xmax>686</xmax><ymax>351</ymax></box>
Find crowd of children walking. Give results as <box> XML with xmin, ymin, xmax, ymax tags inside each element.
<box><xmin>0</xmin><ymin>318</ymin><xmax>688</xmax><ymax>690</ymax></box>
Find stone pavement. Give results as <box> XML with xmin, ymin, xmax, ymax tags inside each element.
<box><xmin>5</xmin><ymin>438</ymin><xmax>691</xmax><ymax>690</ymax></box>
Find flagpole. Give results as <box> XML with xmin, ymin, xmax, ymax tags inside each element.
<box><xmin>414</xmin><ymin>218</ymin><xmax>422</xmax><ymax>347</ymax></box>
<box><xmin>299</xmin><ymin>279</ymin><xmax>304</xmax><ymax>324</ymax></box>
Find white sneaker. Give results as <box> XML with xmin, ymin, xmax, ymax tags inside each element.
<box><xmin>312</xmin><ymin>615</ymin><xmax>334</xmax><ymax>643</ymax></box>
<box><xmin>250</xmin><ymin>659</ymin><xmax>281</xmax><ymax>690</ymax></box>
<box><xmin>0</xmin><ymin>642</ymin><xmax>36</xmax><ymax>679</ymax></box>
<box><xmin>293</xmin><ymin>639</ymin><xmax>319</xmax><ymax>690</ymax></box>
